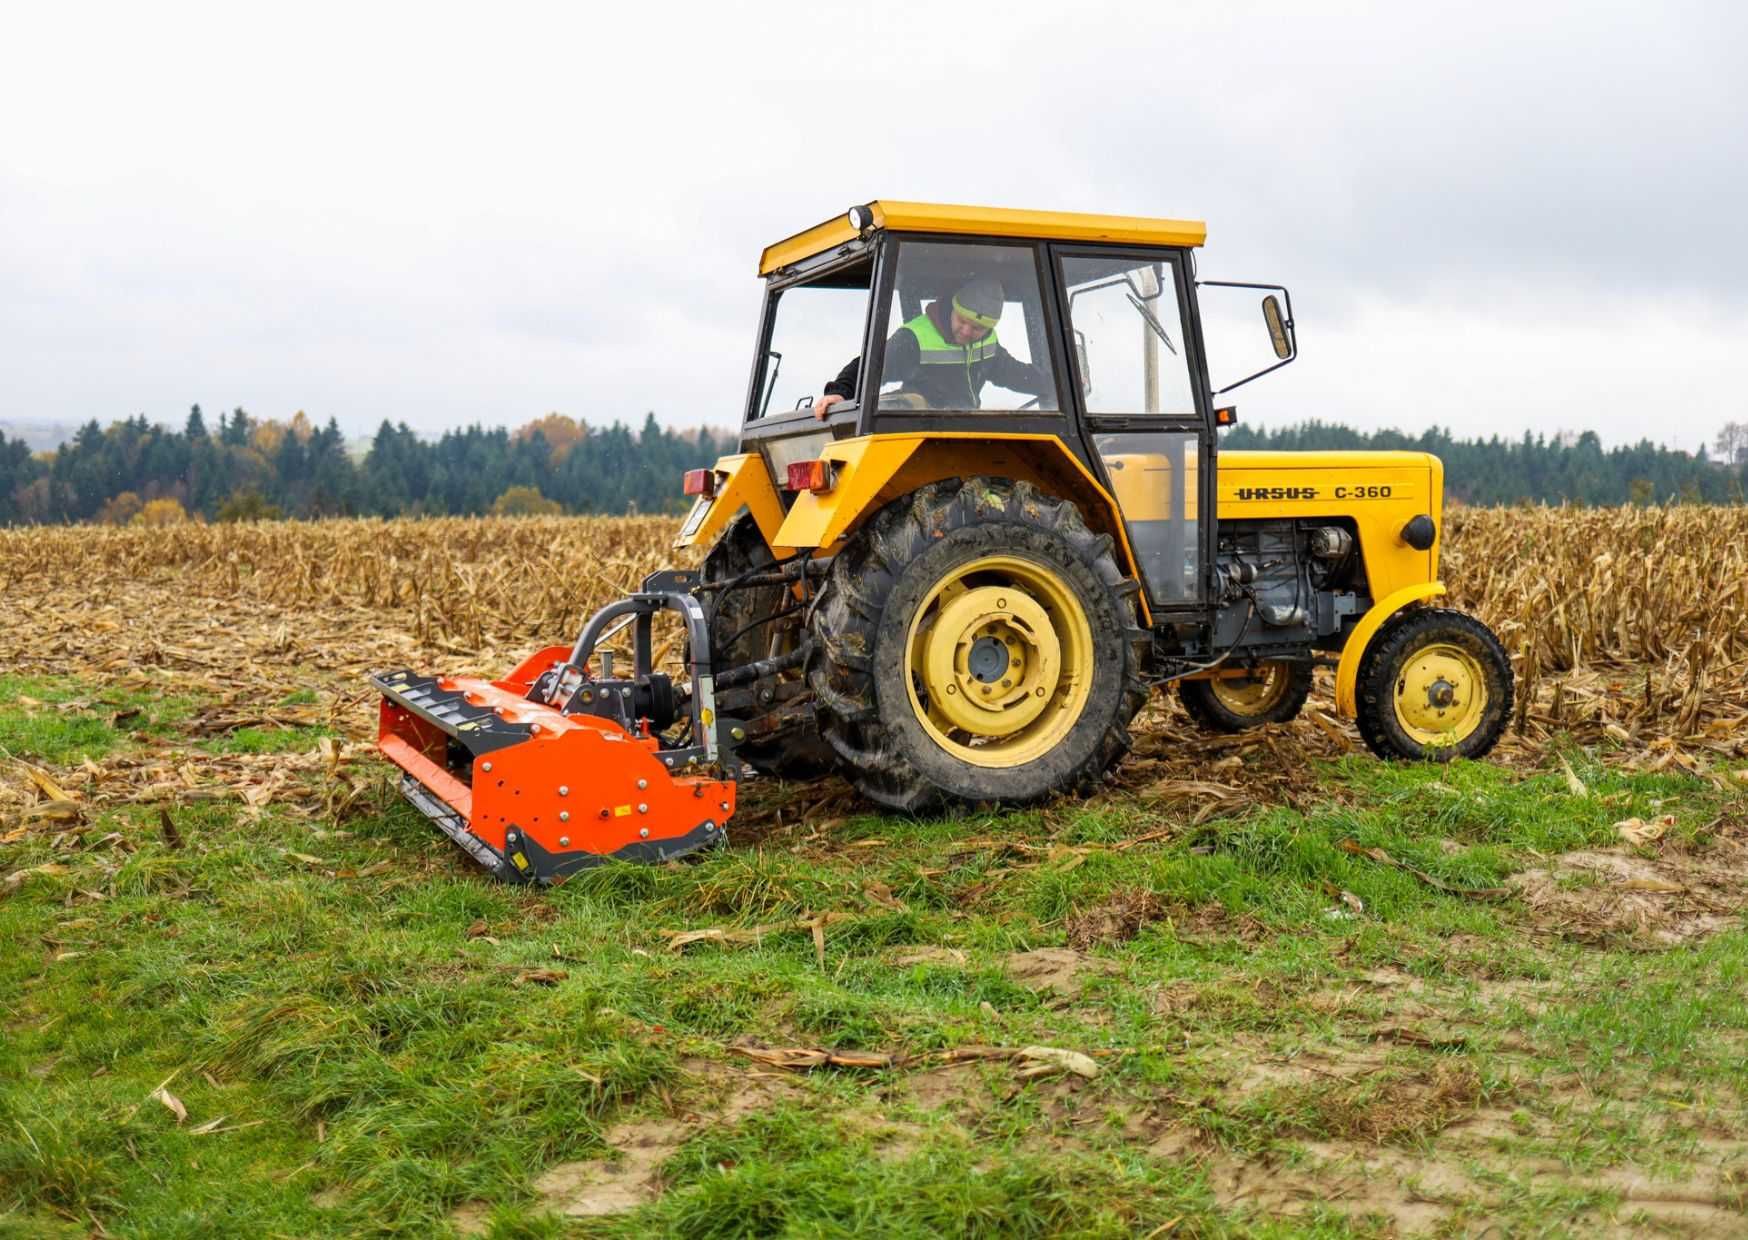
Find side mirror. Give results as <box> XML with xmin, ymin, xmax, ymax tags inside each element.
<box><xmin>1262</xmin><ymin>295</ymin><xmax>1291</xmax><ymax>360</ymax></box>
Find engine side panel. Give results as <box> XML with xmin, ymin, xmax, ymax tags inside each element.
<box><xmin>1215</xmin><ymin>450</ymin><xmax>1443</xmax><ymax>601</ymax></box>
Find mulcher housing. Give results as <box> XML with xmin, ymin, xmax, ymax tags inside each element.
<box><xmin>374</xmin><ymin>583</ymin><xmax>740</xmax><ymax>882</ymax></box>
<box><xmin>374</xmin><ymin>201</ymin><xmax>1513</xmax><ymax>880</ymax></box>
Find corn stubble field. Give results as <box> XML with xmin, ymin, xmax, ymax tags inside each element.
<box><xmin>2</xmin><ymin>506</ymin><xmax>1747</xmax><ymax>1237</ymax></box>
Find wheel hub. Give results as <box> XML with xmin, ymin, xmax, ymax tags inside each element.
<box><xmin>904</xmin><ymin>555</ymin><xmax>1094</xmax><ymax>768</ymax></box>
<box><xmin>1395</xmin><ymin>644</ymin><xmax>1487</xmax><ymax>746</ymax></box>
<box><xmin>920</xmin><ymin>586</ymin><xmax>1056</xmax><ymax>738</ymax></box>
<box><xmin>967</xmin><ymin>635</ymin><xmax>1011</xmax><ymax>684</ymax></box>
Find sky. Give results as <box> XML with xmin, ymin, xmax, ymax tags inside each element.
<box><xmin>2</xmin><ymin>0</ymin><xmax>1744</xmax><ymax>451</ymax></box>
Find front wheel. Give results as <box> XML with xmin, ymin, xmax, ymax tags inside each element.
<box><xmin>807</xmin><ymin>478</ymin><xmax>1149</xmax><ymax>813</ymax></box>
<box><xmin>1354</xmin><ymin>608</ymin><xmax>1513</xmax><ymax>761</ymax></box>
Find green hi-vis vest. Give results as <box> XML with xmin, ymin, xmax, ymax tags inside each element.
<box><xmin>905</xmin><ymin>312</ymin><xmax>999</xmax><ymax>409</ymax></box>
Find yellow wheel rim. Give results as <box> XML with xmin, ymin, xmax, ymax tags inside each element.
<box><xmin>905</xmin><ymin>554</ymin><xmax>1095</xmax><ymax>768</ymax></box>
<box><xmin>1209</xmin><ymin>663</ymin><xmax>1293</xmax><ymax>717</ymax></box>
<box><xmin>1394</xmin><ymin>643</ymin><xmax>1487</xmax><ymax>747</ymax></box>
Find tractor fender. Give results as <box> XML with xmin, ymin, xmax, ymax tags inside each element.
<box><xmin>1333</xmin><ymin>582</ymin><xmax>1448</xmax><ymax>718</ymax></box>
<box><xmin>774</xmin><ymin>435</ymin><xmax>926</xmax><ymax>550</ymax></box>
<box><xmin>672</xmin><ymin>453</ymin><xmax>786</xmax><ymax>552</ymax></box>
<box><xmin>773</xmin><ymin>433</ymin><xmax>1147</xmax><ymax>618</ymax></box>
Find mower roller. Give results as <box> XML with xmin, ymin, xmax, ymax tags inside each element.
<box><xmin>372</xmin><ymin>575</ymin><xmax>745</xmax><ymax>882</ymax></box>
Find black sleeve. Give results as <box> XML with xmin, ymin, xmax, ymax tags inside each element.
<box><xmin>987</xmin><ymin>345</ymin><xmax>1054</xmax><ymax>398</ymax></box>
<box><xmin>826</xmin><ymin>328</ymin><xmax>921</xmax><ymax>401</ymax></box>
<box><xmin>882</xmin><ymin>326</ymin><xmax>921</xmax><ymax>385</ymax></box>
<box><xmin>822</xmin><ymin>357</ymin><xmax>861</xmax><ymax>400</ymax></box>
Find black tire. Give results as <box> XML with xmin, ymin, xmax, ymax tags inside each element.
<box><xmin>1179</xmin><ymin>661</ymin><xmax>1314</xmax><ymax>732</ymax></box>
<box><xmin>1354</xmin><ymin>607</ymin><xmax>1513</xmax><ymax>761</ymax></box>
<box><xmin>806</xmin><ymin>477</ymin><xmax>1150</xmax><ymax>814</ymax></box>
<box><xmin>700</xmin><ymin>514</ymin><xmax>837</xmax><ymax>780</ymax></box>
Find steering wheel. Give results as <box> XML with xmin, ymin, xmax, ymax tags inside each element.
<box><xmin>1018</xmin><ymin>396</ymin><xmax>1041</xmax><ymax>411</ymax></box>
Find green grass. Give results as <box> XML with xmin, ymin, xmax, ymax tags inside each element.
<box><xmin>0</xmin><ymin>675</ymin><xmax>197</xmax><ymax>765</ymax></box>
<box><xmin>3</xmin><ymin>682</ymin><xmax>1745</xmax><ymax>1236</ymax></box>
<box><xmin>203</xmin><ymin>724</ymin><xmax>337</xmax><ymax>755</ymax></box>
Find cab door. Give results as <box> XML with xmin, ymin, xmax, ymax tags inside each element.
<box><xmin>1052</xmin><ymin>247</ymin><xmax>1214</xmax><ymax>613</ymax></box>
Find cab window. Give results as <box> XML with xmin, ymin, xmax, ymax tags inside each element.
<box><xmin>754</xmin><ymin>258</ymin><xmax>871</xmax><ymax>420</ymax></box>
<box><xmin>874</xmin><ymin>240</ymin><xmax>1060</xmax><ymax>413</ymax></box>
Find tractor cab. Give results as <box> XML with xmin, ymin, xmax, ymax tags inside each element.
<box><xmin>722</xmin><ymin>201</ymin><xmax>1293</xmax><ymax>618</ymax></box>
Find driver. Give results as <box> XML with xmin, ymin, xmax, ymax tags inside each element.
<box><xmin>812</xmin><ymin>277</ymin><xmax>1055</xmax><ymax>418</ymax></box>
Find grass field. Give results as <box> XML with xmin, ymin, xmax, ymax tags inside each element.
<box><xmin>3</xmin><ymin>511</ymin><xmax>1747</xmax><ymax>1237</ymax></box>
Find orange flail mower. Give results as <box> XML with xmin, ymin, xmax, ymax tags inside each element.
<box><xmin>372</xmin><ymin>577</ymin><xmax>745</xmax><ymax>883</ymax></box>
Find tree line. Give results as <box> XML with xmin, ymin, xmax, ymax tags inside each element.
<box><xmin>1</xmin><ymin>407</ymin><xmax>1743</xmax><ymax>525</ymax></box>
<box><xmin>0</xmin><ymin>408</ymin><xmax>732</xmax><ymax>525</ymax></box>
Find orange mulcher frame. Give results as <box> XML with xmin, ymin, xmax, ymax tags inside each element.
<box><xmin>372</xmin><ymin>578</ymin><xmax>739</xmax><ymax>883</ymax></box>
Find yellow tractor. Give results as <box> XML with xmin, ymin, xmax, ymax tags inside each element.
<box><xmin>374</xmin><ymin>201</ymin><xmax>1513</xmax><ymax>880</ymax></box>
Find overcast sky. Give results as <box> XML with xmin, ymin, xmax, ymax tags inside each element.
<box><xmin>3</xmin><ymin>0</ymin><xmax>1744</xmax><ymax>450</ymax></box>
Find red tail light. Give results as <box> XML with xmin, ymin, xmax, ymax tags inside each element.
<box><xmin>682</xmin><ymin>469</ymin><xmax>716</xmax><ymax>498</ymax></box>
<box><xmin>784</xmin><ymin>460</ymin><xmax>835</xmax><ymax>493</ymax></box>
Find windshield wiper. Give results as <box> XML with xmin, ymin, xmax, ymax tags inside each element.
<box><xmin>1125</xmin><ymin>293</ymin><xmax>1179</xmax><ymax>356</ymax></box>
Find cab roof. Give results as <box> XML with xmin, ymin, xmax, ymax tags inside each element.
<box><xmin>758</xmin><ymin>201</ymin><xmax>1208</xmax><ymax>276</ymax></box>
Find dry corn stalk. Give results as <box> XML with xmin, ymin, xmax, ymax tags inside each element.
<box><xmin>3</xmin><ymin>505</ymin><xmax>1745</xmax><ymax>763</ymax></box>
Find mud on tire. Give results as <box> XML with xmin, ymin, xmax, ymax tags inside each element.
<box><xmin>806</xmin><ymin>477</ymin><xmax>1150</xmax><ymax>814</ymax></box>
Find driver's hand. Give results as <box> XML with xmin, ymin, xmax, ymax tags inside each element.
<box><xmin>813</xmin><ymin>394</ymin><xmax>845</xmax><ymax>420</ymax></box>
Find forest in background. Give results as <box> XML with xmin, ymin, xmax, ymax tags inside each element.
<box><xmin>1</xmin><ymin>407</ymin><xmax>1744</xmax><ymax>525</ymax></box>
<box><xmin>0</xmin><ymin>409</ymin><xmax>732</xmax><ymax>525</ymax></box>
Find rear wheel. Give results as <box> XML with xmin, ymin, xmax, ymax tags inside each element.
<box><xmin>701</xmin><ymin>514</ymin><xmax>836</xmax><ymax>780</ymax></box>
<box><xmin>1354</xmin><ymin>608</ymin><xmax>1512</xmax><ymax>761</ymax></box>
<box><xmin>1179</xmin><ymin>661</ymin><xmax>1313</xmax><ymax>732</ymax></box>
<box><xmin>807</xmin><ymin>478</ymin><xmax>1149</xmax><ymax>813</ymax></box>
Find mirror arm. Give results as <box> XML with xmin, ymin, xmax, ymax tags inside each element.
<box><xmin>1197</xmin><ymin>280</ymin><xmax>1298</xmax><ymax>396</ymax></box>
<box><xmin>1212</xmin><ymin>355</ymin><xmax>1296</xmax><ymax>396</ymax></box>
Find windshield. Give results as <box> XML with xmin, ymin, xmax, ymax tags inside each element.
<box><xmin>753</xmin><ymin>260</ymin><xmax>871</xmax><ymax>419</ymax></box>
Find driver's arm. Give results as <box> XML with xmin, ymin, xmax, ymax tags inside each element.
<box><xmin>816</xmin><ymin>325</ymin><xmax>929</xmax><ymax>418</ymax></box>
<box><xmin>986</xmin><ymin>345</ymin><xmax>1057</xmax><ymax>408</ymax></box>
<box><xmin>813</xmin><ymin>358</ymin><xmax>860</xmax><ymax>418</ymax></box>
